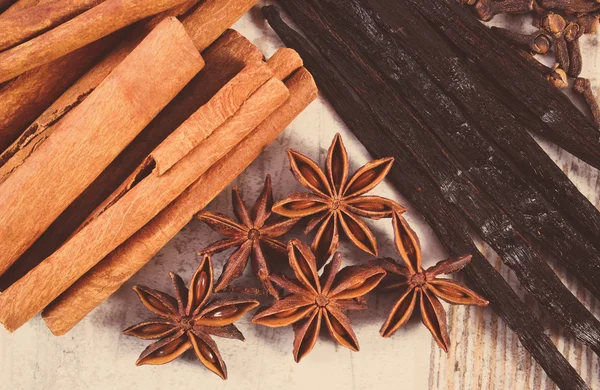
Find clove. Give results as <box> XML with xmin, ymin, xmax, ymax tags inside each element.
<box><xmin>531</xmin><ymin>1</ymin><xmax>549</xmax><ymax>28</ymax></box>
<box><xmin>474</xmin><ymin>0</ymin><xmax>533</xmax><ymax>21</ymax></box>
<box><xmin>543</xmin><ymin>13</ymin><xmax>570</xmax><ymax>73</ymax></box>
<box><xmin>546</xmin><ymin>64</ymin><xmax>569</xmax><ymax>89</ymax></box>
<box><xmin>461</xmin><ymin>0</ymin><xmax>477</xmax><ymax>5</ymax></box>
<box><xmin>573</xmin><ymin>78</ymin><xmax>600</xmax><ymax>128</ymax></box>
<box><xmin>565</xmin><ymin>22</ymin><xmax>584</xmax><ymax>77</ymax></box>
<box><xmin>490</xmin><ymin>27</ymin><xmax>551</xmax><ymax>54</ymax></box>
<box><xmin>576</xmin><ymin>13</ymin><xmax>600</xmax><ymax>34</ymax></box>
<box><xmin>540</xmin><ymin>0</ymin><xmax>600</xmax><ymax>13</ymax></box>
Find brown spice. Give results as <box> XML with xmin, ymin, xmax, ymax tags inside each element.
<box><xmin>565</xmin><ymin>22</ymin><xmax>584</xmax><ymax>77</ymax></box>
<box><xmin>474</xmin><ymin>0</ymin><xmax>533</xmax><ymax>21</ymax></box>
<box><xmin>197</xmin><ymin>175</ymin><xmax>299</xmax><ymax>298</ymax></box>
<box><xmin>375</xmin><ymin>211</ymin><xmax>488</xmax><ymax>351</ymax></box>
<box><xmin>490</xmin><ymin>27</ymin><xmax>551</xmax><ymax>54</ymax></box>
<box><xmin>251</xmin><ymin>239</ymin><xmax>385</xmax><ymax>362</ymax></box>
<box><xmin>574</xmin><ymin>77</ymin><xmax>600</xmax><ymax>128</ymax></box>
<box><xmin>124</xmin><ymin>255</ymin><xmax>259</xmax><ymax>379</ymax></box>
<box><xmin>273</xmin><ymin>134</ymin><xmax>405</xmax><ymax>266</ymax></box>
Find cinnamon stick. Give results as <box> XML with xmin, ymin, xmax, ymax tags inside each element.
<box><xmin>0</xmin><ymin>59</ymin><xmax>290</xmax><ymax>333</ymax></box>
<box><xmin>0</xmin><ymin>0</ymin><xmax>254</xmax><ymax>163</ymax></box>
<box><xmin>0</xmin><ymin>32</ymin><xmax>120</xmax><ymax>154</ymax></box>
<box><xmin>0</xmin><ymin>0</ymin><xmax>104</xmax><ymax>51</ymax></box>
<box><xmin>43</xmin><ymin>66</ymin><xmax>316</xmax><ymax>337</ymax></box>
<box><xmin>0</xmin><ymin>0</ymin><xmax>193</xmax><ymax>83</ymax></box>
<box><xmin>0</xmin><ymin>29</ymin><xmax>262</xmax><ymax>291</ymax></box>
<box><xmin>0</xmin><ymin>17</ymin><xmax>204</xmax><ymax>278</ymax></box>
<box><xmin>2</xmin><ymin>0</ymin><xmax>42</xmax><ymax>15</ymax></box>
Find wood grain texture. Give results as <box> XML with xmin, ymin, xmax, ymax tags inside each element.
<box><xmin>0</xmin><ymin>17</ymin><xmax>204</xmax><ymax>279</ymax></box>
<box><xmin>0</xmin><ymin>0</ymin><xmax>192</xmax><ymax>83</ymax></box>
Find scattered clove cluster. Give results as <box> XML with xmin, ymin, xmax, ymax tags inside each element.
<box><xmin>467</xmin><ymin>0</ymin><xmax>600</xmax><ymax>128</ymax></box>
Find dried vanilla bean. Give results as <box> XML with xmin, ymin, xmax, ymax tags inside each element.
<box><xmin>565</xmin><ymin>23</ymin><xmax>583</xmax><ymax>77</ymax></box>
<box><xmin>263</xmin><ymin>7</ymin><xmax>590</xmax><ymax>389</ymax></box>
<box><xmin>574</xmin><ymin>77</ymin><xmax>600</xmax><ymax>128</ymax></box>
<box><xmin>474</xmin><ymin>0</ymin><xmax>533</xmax><ymax>21</ymax></box>
<box><xmin>410</xmin><ymin>0</ymin><xmax>600</xmax><ymax>170</ymax></box>
<box><xmin>490</xmin><ymin>27</ymin><xmax>551</xmax><ymax>54</ymax></box>
<box><xmin>278</xmin><ymin>0</ymin><xmax>600</xmax><ymax>360</ymax></box>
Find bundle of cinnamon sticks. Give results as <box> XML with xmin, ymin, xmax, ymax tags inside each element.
<box><xmin>0</xmin><ymin>0</ymin><xmax>317</xmax><ymax>334</ymax></box>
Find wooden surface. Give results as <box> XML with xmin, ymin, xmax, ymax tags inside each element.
<box><xmin>0</xmin><ymin>3</ymin><xmax>599</xmax><ymax>389</ymax></box>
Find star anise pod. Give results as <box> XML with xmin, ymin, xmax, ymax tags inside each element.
<box><xmin>197</xmin><ymin>175</ymin><xmax>299</xmax><ymax>299</ymax></box>
<box><xmin>123</xmin><ymin>255</ymin><xmax>259</xmax><ymax>379</ymax></box>
<box><xmin>273</xmin><ymin>133</ymin><xmax>405</xmax><ymax>267</ymax></box>
<box><xmin>252</xmin><ymin>239</ymin><xmax>386</xmax><ymax>362</ymax></box>
<box><xmin>375</xmin><ymin>211</ymin><xmax>488</xmax><ymax>351</ymax></box>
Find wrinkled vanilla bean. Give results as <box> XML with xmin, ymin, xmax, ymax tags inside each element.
<box><xmin>263</xmin><ymin>7</ymin><xmax>590</xmax><ymax>389</ymax></box>
<box><xmin>279</xmin><ymin>0</ymin><xmax>600</xmax><ymax>361</ymax></box>
<box><xmin>410</xmin><ymin>0</ymin><xmax>600</xmax><ymax>170</ymax></box>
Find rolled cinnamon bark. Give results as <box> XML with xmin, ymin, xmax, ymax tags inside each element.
<box><xmin>43</xmin><ymin>66</ymin><xmax>316</xmax><ymax>336</ymax></box>
<box><xmin>0</xmin><ymin>60</ymin><xmax>290</xmax><ymax>333</ymax></box>
<box><xmin>0</xmin><ymin>0</ymin><xmax>193</xmax><ymax>83</ymax></box>
<box><xmin>0</xmin><ymin>30</ymin><xmax>261</xmax><ymax>290</ymax></box>
<box><xmin>2</xmin><ymin>0</ymin><xmax>42</xmax><ymax>15</ymax></box>
<box><xmin>0</xmin><ymin>0</ymin><xmax>105</xmax><ymax>51</ymax></box>
<box><xmin>0</xmin><ymin>32</ymin><xmax>120</xmax><ymax>155</ymax></box>
<box><xmin>0</xmin><ymin>17</ymin><xmax>204</xmax><ymax>279</ymax></box>
<box><xmin>0</xmin><ymin>0</ymin><xmax>255</xmax><ymax>160</ymax></box>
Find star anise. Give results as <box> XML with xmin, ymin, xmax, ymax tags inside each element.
<box><xmin>197</xmin><ymin>175</ymin><xmax>299</xmax><ymax>299</ymax></box>
<box><xmin>123</xmin><ymin>255</ymin><xmax>259</xmax><ymax>379</ymax></box>
<box><xmin>252</xmin><ymin>239</ymin><xmax>386</xmax><ymax>362</ymax></box>
<box><xmin>375</xmin><ymin>211</ymin><xmax>488</xmax><ymax>351</ymax></box>
<box><xmin>273</xmin><ymin>133</ymin><xmax>405</xmax><ymax>267</ymax></box>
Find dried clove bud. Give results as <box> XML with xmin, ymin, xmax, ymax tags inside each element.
<box><xmin>546</xmin><ymin>64</ymin><xmax>569</xmax><ymax>89</ymax></box>
<box><xmin>540</xmin><ymin>0</ymin><xmax>600</xmax><ymax>14</ymax></box>
<box><xmin>490</xmin><ymin>27</ymin><xmax>551</xmax><ymax>54</ymax></box>
<box><xmin>542</xmin><ymin>12</ymin><xmax>567</xmax><ymax>34</ymax></box>
<box><xmin>531</xmin><ymin>1</ymin><xmax>549</xmax><ymax>28</ymax></box>
<box><xmin>576</xmin><ymin>13</ymin><xmax>600</xmax><ymax>34</ymax></box>
<box><xmin>565</xmin><ymin>23</ymin><xmax>584</xmax><ymax>77</ymax></box>
<box><xmin>573</xmin><ymin>78</ymin><xmax>600</xmax><ymax>128</ymax></box>
<box><xmin>475</xmin><ymin>0</ymin><xmax>534</xmax><ymax>21</ymax></box>
<box><xmin>543</xmin><ymin>13</ymin><xmax>570</xmax><ymax>73</ymax></box>
<box><xmin>461</xmin><ymin>0</ymin><xmax>477</xmax><ymax>5</ymax></box>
